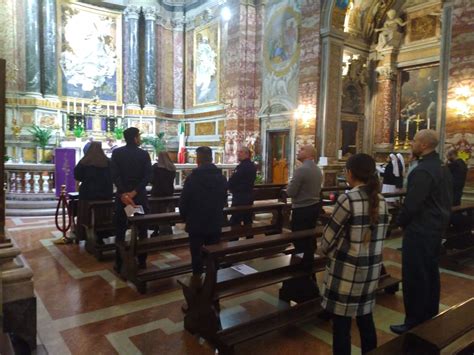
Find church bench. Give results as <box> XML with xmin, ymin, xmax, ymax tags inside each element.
<box><xmin>122</xmin><ymin>202</ymin><xmax>286</xmax><ymax>293</ymax></box>
<box><xmin>83</xmin><ymin>196</ymin><xmax>181</xmax><ymax>260</ymax></box>
<box><xmin>252</xmin><ymin>184</ymin><xmax>289</xmax><ymax>227</ymax></box>
<box><xmin>443</xmin><ymin>203</ymin><xmax>474</xmax><ymax>259</ymax></box>
<box><xmin>178</xmin><ymin>229</ymin><xmax>326</xmax><ymax>354</ymax></box>
<box><xmin>178</xmin><ymin>229</ymin><xmax>400</xmax><ymax>353</ymax></box>
<box><xmin>368</xmin><ymin>297</ymin><xmax>474</xmax><ymax>354</ymax></box>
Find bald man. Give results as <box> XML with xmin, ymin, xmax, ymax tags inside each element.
<box><xmin>391</xmin><ymin>130</ymin><xmax>453</xmax><ymax>335</ymax></box>
<box><xmin>280</xmin><ymin>144</ymin><xmax>322</xmax><ymax>302</ymax></box>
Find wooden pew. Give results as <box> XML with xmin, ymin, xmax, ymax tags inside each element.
<box><xmin>122</xmin><ymin>202</ymin><xmax>286</xmax><ymax>293</ymax></box>
<box><xmin>368</xmin><ymin>297</ymin><xmax>474</xmax><ymax>354</ymax></box>
<box><xmin>178</xmin><ymin>229</ymin><xmax>401</xmax><ymax>354</ymax></box>
<box><xmin>443</xmin><ymin>203</ymin><xmax>474</xmax><ymax>259</ymax></box>
<box><xmin>83</xmin><ymin>196</ymin><xmax>181</xmax><ymax>260</ymax></box>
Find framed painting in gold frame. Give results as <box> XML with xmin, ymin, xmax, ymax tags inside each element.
<box><xmin>193</xmin><ymin>21</ymin><xmax>220</xmax><ymax>106</ymax></box>
<box><xmin>57</xmin><ymin>1</ymin><xmax>122</xmax><ymax>104</ymax></box>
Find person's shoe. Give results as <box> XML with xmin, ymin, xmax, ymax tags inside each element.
<box><xmin>390</xmin><ymin>323</ymin><xmax>414</xmax><ymax>334</ymax></box>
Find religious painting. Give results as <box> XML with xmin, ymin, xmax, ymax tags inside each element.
<box><xmin>193</xmin><ymin>21</ymin><xmax>220</xmax><ymax>106</ymax></box>
<box><xmin>58</xmin><ymin>2</ymin><xmax>122</xmax><ymax>103</ymax></box>
<box><xmin>264</xmin><ymin>6</ymin><xmax>300</xmax><ymax>78</ymax></box>
<box><xmin>398</xmin><ymin>64</ymin><xmax>439</xmax><ymax>139</ymax></box>
<box><xmin>409</xmin><ymin>15</ymin><xmax>438</xmax><ymax>42</ymax></box>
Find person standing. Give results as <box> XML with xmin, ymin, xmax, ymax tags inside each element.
<box><xmin>179</xmin><ymin>146</ymin><xmax>227</xmax><ymax>279</ymax></box>
<box><xmin>74</xmin><ymin>141</ymin><xmax>113</xmax><ymax>243</ymax></box>
<box><xmin>446</xmin><ymin>148</ymin><xmax>468</xmax><ymax>206</ymax></box>
<box><xmin>280</xmin><ymin>144</ymin><xmax>322</xmax><ymax>302</ymax></box>
<box><xmin>111</xmin><ymin>127</ymin><xmax>152</xmax><ymax>273</ymax></box>
<box><xmin>381</xmin><ymin>153</ymin><xmax>403</xmax><ymax>203</ymax></box>
<box><xmin>151</xmin><ymin>151</ymin><xmax>176</xmax><ymax>236</ymax></box>
<box><xmin>390</xmin><ymin>130</ymin><xmax>453</xmax><ymax>334</ymax></box>
<box><xmin>320</xmin><ymin>154</ymin><xmax>389</xmax><ymax>355</ymax></box>
<box><xmin>228</xmin><ymin>146</ymin><xmax>257</xmax><ymax>227</ymax></box>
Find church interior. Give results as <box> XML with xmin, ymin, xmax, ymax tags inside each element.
<box><xmin>0</xmin><ymin>0</ymin><xmax>473</xmax><ymax>354</ymax></box>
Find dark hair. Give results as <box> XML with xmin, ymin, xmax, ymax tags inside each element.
<box><xmin>196</xmin><ymin>146</ymin><xmax>212</xmax><ymax>164</ymax></box>
<box><xmin>124</xmin><ymin>127</ymin><xmax>139</xmax><ymax>145</ymax></box>
<box><xmin>346</xmin><ymin>154</ymin><xmax>380</xmax><ymax>227</ymax></box>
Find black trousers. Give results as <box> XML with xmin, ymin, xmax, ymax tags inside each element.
<box><xmin>402</xmin><ymin>231</ymin><xmax>441</xmax><ymax>326</ymax></box>
<box><xmin>189</xmin><ymin>233</ymin><xmax>220</xmax><ymax>274</ymax></box>
<box><xmin>114</xmin><ymin>194</ymin><xmax>149</xmax><ymax>269</ymax></box>
<box><xmin>332</xmin><ymin>313</ymin><xmax>377</xmax><ymax>355</ymax></box>
<box><xmin>280</xmin><ymin>203</ymin><xmax>321</xmax><ymax>303</ymax></box>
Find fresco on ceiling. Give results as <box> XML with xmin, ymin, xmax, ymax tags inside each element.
<box><xmin>194</xmin><ymin>21</ymin><xmax>220</xmax><ymax>106</ymax></box>
<box><xmin>59</xmin><ymin>2</ymin><xmax>122</xmax><ymax>103</ymax></box>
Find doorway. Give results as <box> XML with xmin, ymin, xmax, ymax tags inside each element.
<box><xmin>267</xmin><ymin>130</ymin><xmax>289</xmax><ymax>184</ymax></box>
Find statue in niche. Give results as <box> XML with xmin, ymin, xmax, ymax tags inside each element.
<box><xmin>195</xmin><ymin>35</ymin><xmax>217</xmax><ymax>103</ymax></box>
<box><xmin>342</xmin><ymin>84</ymin><xmax>362</xmax><ymax>114</ymax></box>
<box><xmin>347</xmin><ymin>58</ymin><xmax>368</xmax><ymax>87</ymax></box>
<box><xmin>374</xmin><ymin>9</ymin><xmax>407</xmax><ymax>50</ymax></box>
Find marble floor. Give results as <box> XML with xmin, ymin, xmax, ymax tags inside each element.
<box><xmin>7</xmin><ymin>216</ymin><xmax>474</xmax><ymax>355</ymax></box>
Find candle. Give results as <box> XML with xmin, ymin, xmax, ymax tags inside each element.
<box><xmin>81</xmin><ymin>100</ymin><xmax>85</xmax><ymax>115</ymax></box>
<box><xmin>396</xmin><ymin>120</ymin><xmax>399</xmax><ymax>132</ymax></box>
<box><xmin>405</xmin><ymin>120</ymin><xmax>410</xmax><ymax>133</ymax></box>
<box><xmin>107</xmin><ymin>104</ymin><xmax>110</xmax><ymax>117</ymax></box>
<box><xmin>73</xmin><ymin>98</ymin><xmax>77</xmax><ymax>115</ymax></box>
<box><xmin>67</xmin><ymin>98</ymin><xmax>70</xmax><ymax>114</ymax></box>
<box><xmin>427</xmin><ymin>118</ymin><xmax>430</xmax><ymax>130</ymax></box>
<box><xmin>122</xmin><ymin>104</ymin><xmax>125</xmax><ymax>119</ymax></box>
<box><xmin>114</xmin><ymin>103</ymin><xmax>117</xmax><ymax>117</ymax></box>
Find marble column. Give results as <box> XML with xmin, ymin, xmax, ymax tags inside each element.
<box><xmin>124</xmin><ymin>5</ymin><xmax>140</xmax><ymax>107</ymax></box>
<box><xmin>42</xmin><ymin>0</ymin><xmax>57</xmax><ymax>97</ymax></box>
<box><xmin>373</xmin><ymin>66</ymin><xmax>397</xmax><ymax>149</ymax></box>
<box><xmin>318</xmin><ymin>30</ymin><xmax>345</xmax><ymax>159</ymax></box>
<box><xmin>25</xmin><ymin>0</ymin><xmax>41</xmax><ymax>95</ymax></box>
<box><xmin>143</xmin><ymin>6</ymin><xmax>157</xmax><ymax>107</ymax></box>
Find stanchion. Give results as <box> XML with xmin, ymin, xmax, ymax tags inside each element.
<box><xmin>53</xmin><ymin>185</ymin><xmax>73</xmax><ymax>244</ymax></box>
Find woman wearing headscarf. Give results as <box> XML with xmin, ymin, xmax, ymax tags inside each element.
<box><xmin>74</xmin><ymin>141</ymin><xmax>113</xmax><ymax>242</ymax></box>
<box><xmin>151</xmin><ymin>151</ymin><xmax>176</xmax><ymax>235</ymax></box>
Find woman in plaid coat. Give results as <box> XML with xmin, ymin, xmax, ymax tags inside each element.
<box><xmin>320</xmin><ymin>154</ymin><xmax>389</xmax><ymax>355</ymax></box>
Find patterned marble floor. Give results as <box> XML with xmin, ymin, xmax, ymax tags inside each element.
<box><xmin>7</xmin><ymin>216</ymin><xmax>474</xmax><ymax>355</ymax></box>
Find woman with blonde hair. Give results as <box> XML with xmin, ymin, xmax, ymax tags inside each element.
<box><xmin>320</xmin><ymin>153</ymin><xmax>389</xmax><ymax>355</ymax></box>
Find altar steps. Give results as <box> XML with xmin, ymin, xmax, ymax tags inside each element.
<box><xmin>6</xmin><ymin>193</ymin><xmax>58</xmax><ymax>216</ymax></box>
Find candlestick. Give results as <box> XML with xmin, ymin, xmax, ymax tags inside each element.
<box><xmin>107</xmin><ymin>104</ymin><xmax>110</xmax><ymax>117</ymax></box>
<box><xmin>396</xmin><ymin>120</ymin><xmax>399</xmax><ymax>133</ymax></box>
<box><xmin>81</xmin><ymin>100</ymin><xmax>85</xmax><ymax>115</ymax></box>
<box><xmin>122</xmin><ymin>104</ymin><xmax>125</xmax><ymax>119</ymax></box>
<box><xmin>405</xmin><ymin>120</ymin><xmax>410</xmax><ymax>133</ymax></box>
<box><xmin>73</xmin><ymin>98</ymin><xmax>77</xmax><ymax>115</ymax></box>
<box><xmin>114</xmin><ymin>103</ymin><xmax>117</xmax><ymax>118</ymax></box>
<box><xmin>427</xmin><ymin>118</ymin><xmax>430</xmax><ymax>130</ymax></box>
<box><xmin>67</xmin><ymin>98</ymin><xmax>70</xmax><ymax>114</ymax></box>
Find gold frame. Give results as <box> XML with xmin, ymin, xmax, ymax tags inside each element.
<box><xmin>57</xmin><ymin>0</ymin><xmax>123</xmax><ymax>104</ymax></box>
<box><xmin>193</xmin><ymin>20</ymin><xmax>220</xmax><ymax>107</ymax></box>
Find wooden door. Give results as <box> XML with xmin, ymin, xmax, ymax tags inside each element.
<box><xmin>267</xmin><ymin>131</ymin><xmax>289</xmax><ymax>184</ymax></box>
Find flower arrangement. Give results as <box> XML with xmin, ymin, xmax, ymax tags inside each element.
<box><xmin>114</xmin><ymin>126</ymin><xmax>124</xmax><ymax>140</ymax></box>
<box><xmin>73</xmin><ymin>123</ymin><xmax>85</xmax><ymax>138</ymax></box>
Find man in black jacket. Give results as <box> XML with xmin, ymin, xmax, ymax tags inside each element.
<box><xmin>111</xmin><ymin>127</ymin><xmax>152</xmax><ymax>272</ymax></box>
<box><xmin>228</xmin><ymin>147</ymin><xmax>257</xmax><ymax>227</ymax></box>
<box><xmin>446</xmin><ymin>148</ymin><xmax>468</xmax><ymax>206</ymax></box>
<box><xmin>391</xmin><ymin>130</ymin><xmax>453</xmax><ymax>334</ymax></box>
<box><xmin>179</xmin><ymin>146</ymin><xmax>227</xmax><ymax>276</ymax></box>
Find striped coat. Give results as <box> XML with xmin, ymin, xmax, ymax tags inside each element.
<box><xmin>320</xmin><ymin>186</ymin><xmax>389</xmax><ymax>317</ymax></box>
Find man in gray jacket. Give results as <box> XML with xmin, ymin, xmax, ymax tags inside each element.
<box><xmin>280</xmin><ymin>144</ymin><xmax>323</xmax><ymax>302</ymax></box>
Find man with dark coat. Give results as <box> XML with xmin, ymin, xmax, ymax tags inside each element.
<box><xmin>228</xmin><ymin>146</ymin><xmax>257</xmax><ymax>227</ymax></box>
<box><xmin>391</xmin><ymin>130</ymin><xmax>453</xmax><ymax>334</ymax></box>
<box><xmin>111</xmin><ymin>127</ymin><xmax>152</xmax><ymax>273</ymax></box>
<box><xmin>179</xmin><ymin>146</ymin><xmax>228</xmax><ymax>278</ymax></box>
<box><xmin>446</xmin><ymin>148</ymin><xmax>468</xmax><ymax>206</ymax></box>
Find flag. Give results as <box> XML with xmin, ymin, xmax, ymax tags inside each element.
<box><xmin>178</xmin><ymin>122</ymin><xmax>186</xmax><ymax>163</ymax></box>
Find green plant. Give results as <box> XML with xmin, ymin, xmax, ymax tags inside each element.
<box><xmin>4</xmin><ymin>155</ymin><xmax>10</xmax><ymax>162</ymax></box>
<box><xmin>28</xmin><ymin>124</ymin><xmax>53</xmax><ymax>148</ymax></box>
<box><xmin>142</xmin><ymin>132</ymin><xmax>166</xmax><ymax>154</ymax></box>
<box><xmin>114</xmin><ymin>126</ymin><xmax>124</xmax><ymax>140</ymax></box>
<box><xmin>255</xmin><ymin>172</ymin><xmax>264</xmax><ymax>184</ymax></box>
<box><xmin>73</xmin><ymin>123</ymin><xmax>85</xmax><ymax>138</ymax></box>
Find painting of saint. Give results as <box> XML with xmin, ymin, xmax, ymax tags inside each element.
<box><xmin>264</xmin><ymin>6</ymin><xmax>300</xmax><ymax>77</ymax></box>
<box><xmin>194</xmin><ymin>22</ymin><xmax>220</xmax><ymax>106</ymax></box>
<box><xmin>59</xmin><ymin>2</ymin><xmax>122</xmax><ymax>102</ymax></box>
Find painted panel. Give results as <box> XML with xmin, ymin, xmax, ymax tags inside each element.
<box><xmin>58</xmin><ymin>2</ymin><xmax>122</xmax><ymax>103</ymax></box>
<box><xmin>195</xmin><ymin>122</ymin><xmax>216</xmax><ymax>136</ymax></box>
<box><xmin>194</xmin><ymin>21</ymin><xmax>220</xmax><ymax>106</ymax></box>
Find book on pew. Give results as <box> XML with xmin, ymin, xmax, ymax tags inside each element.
<box><xmin>231</xmin><ymin>264</ymin><xmax>258</xmax><ymax>275</ymax></box>
<box><xmin>124</xmin><ymin>205</ymin><xmax>145</xmax><ymax>217</ymax></box>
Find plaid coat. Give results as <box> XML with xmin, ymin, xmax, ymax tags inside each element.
<box><xmin>320</xmin><ymin>186</ymin><xmax>389</xmax><ymax>317</ymax></box>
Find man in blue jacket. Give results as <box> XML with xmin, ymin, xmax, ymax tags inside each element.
<box><xmin>391</xmin><ymin>130</ymin><xmax>453</xmax><ymax>334</ymax></box>
<box><xmin>179</xmin><ymin>146</ymin><xmax>228</xmax><ymax>276</ymax></box>
<box><xmin>228</xmin><ymin>146</ymin><xmax>257</xmax><ymax>227</ymax></box>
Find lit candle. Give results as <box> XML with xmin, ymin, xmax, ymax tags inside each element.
<box><xmin>427</xmin><ymin>118</ymin><xmax>430</xmax><ymax>130</ymax></box>
<box><xmin>73</xmin><ymin>98</ymin><xmax>77</xmax><ymax>115</ymax></box>
<box><xmin>107</xmin><ymin>104</ymin><xmax>110</xmax><ymax>117</ymax></box>
<box><xmin>81</xmin><ymin>100</ymin><xmax>85</xmax><ymax>116</ymax></box>
<box><xmin>67</xmin><ymin>98</ymin><xmax>70</xmax><ymax>114</ymax></box>
<box><xmin>122</xmin><ymin>104</ymin><xmax>125</xmax><ymax>119</ymax></box>
<box><xmin>114</xmin><ymin>103</ymin><xmax>117</xmax><ymax>117</ymax></box>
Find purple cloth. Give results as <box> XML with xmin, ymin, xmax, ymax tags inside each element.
<box><xmin>86</xmin><ymin>117</ymin><xmax>92</xmax><ymax>130</ymax></box>
<box><xmin>54</xmin><ymin>148</ymin><xmax>76</xmax><ymax>197</ymax></box>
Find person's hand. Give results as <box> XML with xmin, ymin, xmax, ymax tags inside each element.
<box><xmin>120</xmin><ymin>192</ymin><xmax>137</xmax><ymax>207</ymax></box>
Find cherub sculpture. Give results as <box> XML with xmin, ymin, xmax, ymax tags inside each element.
<box><xmin>375</xmin><ymin>9</ymin><xmax>407</xmax><ymax>50</ymax></box>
